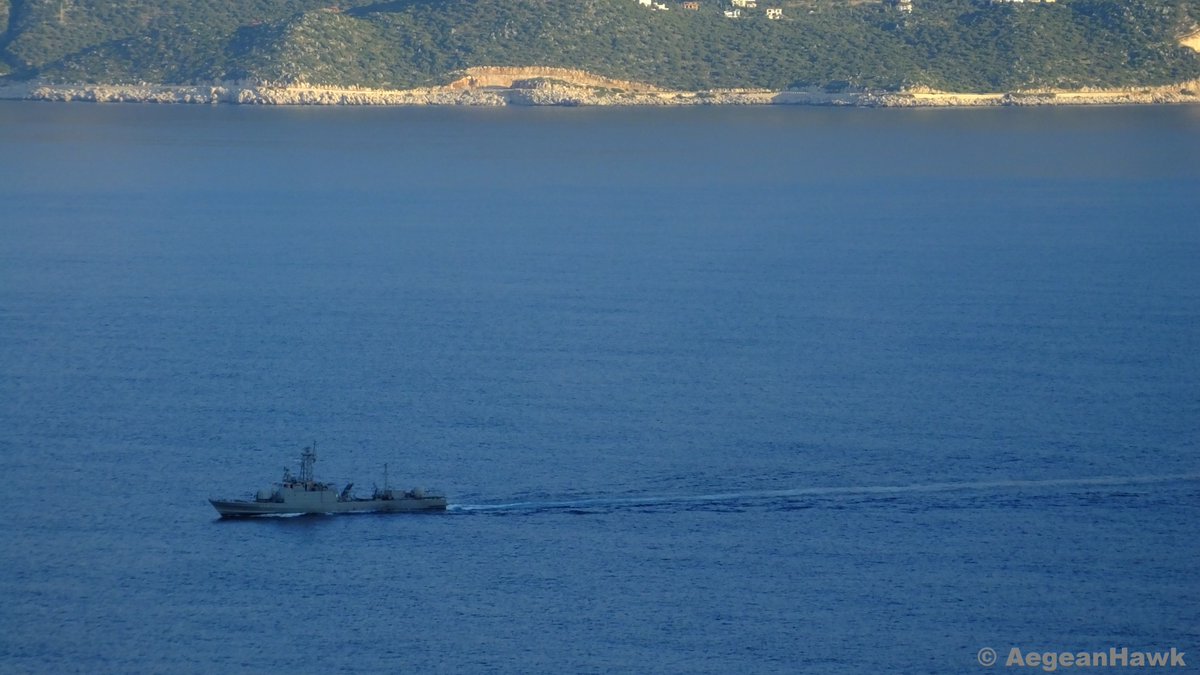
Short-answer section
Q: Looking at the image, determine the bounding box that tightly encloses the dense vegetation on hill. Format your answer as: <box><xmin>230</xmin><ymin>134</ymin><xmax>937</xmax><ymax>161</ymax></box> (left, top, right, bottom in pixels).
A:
<box><xmin>2</xmin><ymin>0</ymin><xmax>1199</xmax><ymax>92</ymax></box>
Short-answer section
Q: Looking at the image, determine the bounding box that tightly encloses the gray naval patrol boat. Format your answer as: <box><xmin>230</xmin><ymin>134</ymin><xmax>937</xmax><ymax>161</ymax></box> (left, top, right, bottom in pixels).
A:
<box><xmin>209</xmin><ymin>445</ymin><xmax>446</xmax><ymax>517</ymax></box>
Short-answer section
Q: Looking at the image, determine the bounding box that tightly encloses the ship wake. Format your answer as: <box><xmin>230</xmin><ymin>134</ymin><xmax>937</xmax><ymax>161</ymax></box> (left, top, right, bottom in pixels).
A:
<box><xmin>448</xmin><ymin>472</ymin><xmax>1200</xmax><ymax>515</ymax></box>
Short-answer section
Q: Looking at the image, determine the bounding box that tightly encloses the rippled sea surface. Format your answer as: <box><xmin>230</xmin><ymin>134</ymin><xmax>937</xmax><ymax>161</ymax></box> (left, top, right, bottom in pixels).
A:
<box><xmin>1</xmin><ymin>102</ymin><xmax>1198</xmax><ymax>673</ymax></box>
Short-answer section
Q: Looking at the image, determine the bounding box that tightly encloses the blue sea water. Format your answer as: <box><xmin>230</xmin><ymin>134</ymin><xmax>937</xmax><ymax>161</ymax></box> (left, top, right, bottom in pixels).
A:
<box><xmin>1</xmin><ymin>101</ymin><xmax>1198</xmax><ymax>673</ymax></box>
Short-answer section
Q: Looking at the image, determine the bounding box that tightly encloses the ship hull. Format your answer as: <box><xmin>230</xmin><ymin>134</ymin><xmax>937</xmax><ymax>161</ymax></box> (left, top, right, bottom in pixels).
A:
<box><xmin>210</xmin><ymin>496</ymin><xmax>447</xmax><ymax>518</ymax></box>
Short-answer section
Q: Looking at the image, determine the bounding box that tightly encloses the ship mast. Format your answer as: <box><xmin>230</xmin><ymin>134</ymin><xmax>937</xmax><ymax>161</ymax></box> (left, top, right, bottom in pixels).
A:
<box><xmin>300</xmin><ymin>443</ymin><xmax>316</xmax><ymax>485</ymax></box>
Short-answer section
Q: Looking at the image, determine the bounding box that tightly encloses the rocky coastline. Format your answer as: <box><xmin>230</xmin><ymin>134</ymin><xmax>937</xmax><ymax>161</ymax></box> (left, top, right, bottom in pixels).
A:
<box><xmin>2</xmin><ymin>70</ymin><xmax>1198</xmax><ymax>108</ymax></box>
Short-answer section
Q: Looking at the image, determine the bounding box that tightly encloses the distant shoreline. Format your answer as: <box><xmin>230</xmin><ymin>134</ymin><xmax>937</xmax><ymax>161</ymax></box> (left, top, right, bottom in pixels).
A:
<box><xmin>3</xmin><ymin>75</ymin><xmax>1199</xmax><ymax>108</ymax></box>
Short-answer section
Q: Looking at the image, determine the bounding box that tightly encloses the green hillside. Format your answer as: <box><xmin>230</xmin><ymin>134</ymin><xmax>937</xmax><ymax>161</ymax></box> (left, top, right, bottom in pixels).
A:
<box><xmin>3</xmin><ymin>0</ymin><xmax>1200</xmax><ymax>92</ymax></box>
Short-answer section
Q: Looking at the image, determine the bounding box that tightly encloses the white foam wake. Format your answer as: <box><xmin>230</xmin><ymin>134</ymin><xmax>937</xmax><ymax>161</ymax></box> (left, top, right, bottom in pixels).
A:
<box><xmin>447</xmin><ymin>472</ymin><xmax>1200</xmax><ymax>514</ymax></box>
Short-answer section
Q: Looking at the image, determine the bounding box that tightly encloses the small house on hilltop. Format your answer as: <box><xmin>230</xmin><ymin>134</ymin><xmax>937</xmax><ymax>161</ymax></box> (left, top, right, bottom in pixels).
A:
<box><xmin>682</xmin><ymin>1</ymin><xmax>700</xmax><ymax>9</ymax></box>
